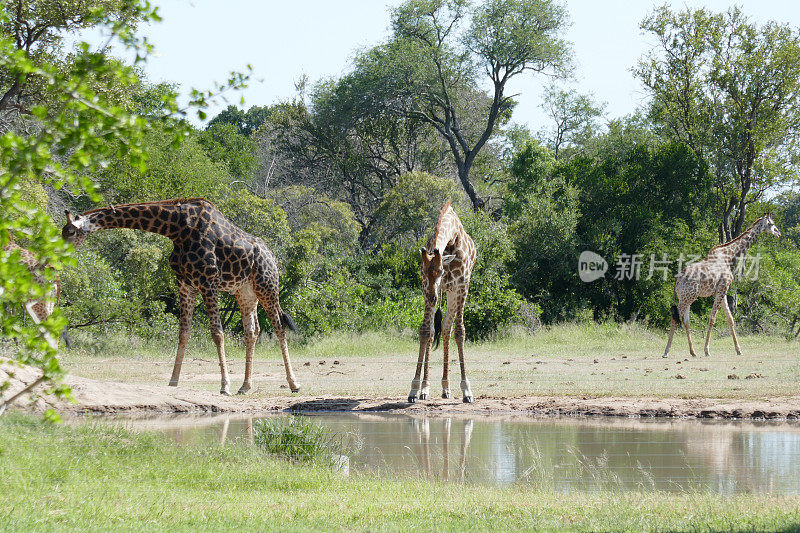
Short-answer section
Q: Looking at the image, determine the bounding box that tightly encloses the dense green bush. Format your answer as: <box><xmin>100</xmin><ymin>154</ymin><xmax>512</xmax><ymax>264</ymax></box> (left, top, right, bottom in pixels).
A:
<box><xmin>460</xmin><ymin>208</ymin><xmax>522</xmax><ymax>340</ymax></box>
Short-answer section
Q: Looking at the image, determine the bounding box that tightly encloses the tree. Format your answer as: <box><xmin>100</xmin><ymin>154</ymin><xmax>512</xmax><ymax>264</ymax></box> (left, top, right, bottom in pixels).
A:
<box><xmin>93</xmin><ymin>125</ymin><xmax>232</xmax><ymax>205</ymax></box>
<box><xmin>198</xmin><ymin>122</ymin><xmax>257</xmax><ymax>181</ymax></box>
<box><xmin>207</xmin><ymin>104</ymin><xmax>273</xmax><ymax>136</ymax></box>
<box><xmin>636</xmin><ymin>6</ymin><xmax>800</xmax><ymax>241</ymax></box>
<box><xmin>503</xmin><ymin>141</ymin><xmax>579</xmax><ymax>320</ymax></box>
<box><xmin>0</xmin><ymin>0</ymin><xmax>137</xmax><ymax>113</ymax></box>
<box><xmin>0</xmin><ymin>0</ymin><xmax>154</xmax><ymax>417</ymax></box>
<box><xmin>539</xmin><ymin>85</ymin><xmax>605</xmax><ymax>159</ymax></box>
<box><xmin>353</xmin><ymin>0</ymin><xmax>572</xmax><ymax>210</ymax></box>
<box><xmin>261</xmin><ymin>77</ymin><xmax>449</xmax><ymax>245</ymax></box>
<box><xmin>369</xmin><ymin>171</ymin><xmax>459</xmax><ymax>248</ymax></box>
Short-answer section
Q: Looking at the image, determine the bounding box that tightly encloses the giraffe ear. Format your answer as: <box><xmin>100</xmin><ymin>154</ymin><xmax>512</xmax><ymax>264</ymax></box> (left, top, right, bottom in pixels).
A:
<box><xmin>65</xmin><ymin>210</ymin><xmax>73</xmax><ymax>224</ymax></box>
<box><xmin>433</xmin><ymin>248</ymin><xmax>441</xmax><ymax>257</ymax></box>
<box><xmin>442</xmin><ymin>254</ymin><xmax>457</xmax><ymax>265</ymax></box>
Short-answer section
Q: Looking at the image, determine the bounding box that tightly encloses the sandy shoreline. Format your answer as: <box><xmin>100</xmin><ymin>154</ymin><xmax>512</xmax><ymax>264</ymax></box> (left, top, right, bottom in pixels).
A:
<box><xmin>5</xmin><ymin>364</ymin><xmax>800</xmax><ymax>420</ymax></box>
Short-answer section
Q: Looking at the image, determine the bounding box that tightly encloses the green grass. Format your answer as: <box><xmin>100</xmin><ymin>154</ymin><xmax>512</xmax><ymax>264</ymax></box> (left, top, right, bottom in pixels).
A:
<box><xmin>53</xmin><ymin>322</ymin><xmax>800</xmax><ymax>400</ymax></box>
<box><xmin>253</xmin><ymin>415</ymin><xmax>348</xmax><ymax>465</ymax></box>
<box><xmin>1</xmin><ymin>413</ymin><xmax>799</xmax><ymax>531</ymax></box>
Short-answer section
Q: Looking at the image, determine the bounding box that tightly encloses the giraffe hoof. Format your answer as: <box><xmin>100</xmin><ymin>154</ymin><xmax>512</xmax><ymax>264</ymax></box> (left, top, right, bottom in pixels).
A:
<box><xmin>442</xmin><ymin>390</ymin><xmax>451</xmax><ymax>399</ymax></box>
<box><xmin>419</xmin><ymin>392</ymin><xmax>428</xmax><ymax>400</ymax></box>
<box><xmin>237</xmin><ymin>386</ymin><xmax>251</xmax><ymax>395</ymax></box>
<box><xmin>168</xmin><ymin>380</ymin><xmax>179</xmax><ymax>387</ymax></box>
<box><xmin>290</xmin><ymin>387</ymin><xmax>300</xmax><ymax>393</ymax></box>
<box><xmin>407</xmin><ymin>396</ymin><xmax>417</xmax><ymax>403</ymax></box>
<box><xmin>462</xmin><ymin>395</ymin><xmax>473</xmax><ymax>404</ymax></box>
<box><xmin>220</xmin><ymin>388</ymin><xmax>232</xmax><ymax>396</ymax></box>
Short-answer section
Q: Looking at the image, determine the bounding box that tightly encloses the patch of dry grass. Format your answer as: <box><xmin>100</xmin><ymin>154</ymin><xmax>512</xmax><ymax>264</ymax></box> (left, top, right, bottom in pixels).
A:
<box><xmin>54</xmin><ymin>323</ymin><xmax>800</xmax><ymax>400</ymax></box>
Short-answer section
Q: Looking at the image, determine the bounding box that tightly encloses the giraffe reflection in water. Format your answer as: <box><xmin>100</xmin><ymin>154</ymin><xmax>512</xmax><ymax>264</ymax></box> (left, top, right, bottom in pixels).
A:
<box><xmin>218</xmin><ymin>416</ymin><xmax>254</xmax><ymax>446</ymax></box>
<box><xmin>410</xmin><ymin>417</ymin><xmax>474</xmax><ymax>481</ymax></box>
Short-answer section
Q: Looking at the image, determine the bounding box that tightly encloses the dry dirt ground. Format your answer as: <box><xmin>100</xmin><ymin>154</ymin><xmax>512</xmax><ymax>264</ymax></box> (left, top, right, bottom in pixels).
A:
<box><xmin>5</xmin><ymin>361</ymin><xmax>800</xmax><ymax>420</ymax></box>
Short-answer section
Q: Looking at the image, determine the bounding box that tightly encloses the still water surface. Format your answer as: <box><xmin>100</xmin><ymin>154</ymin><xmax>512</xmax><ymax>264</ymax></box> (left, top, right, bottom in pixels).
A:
<box><xmin>113</xmin><ymin>413</ymin><xmax>800</xmax><ymax>494</ymax></box>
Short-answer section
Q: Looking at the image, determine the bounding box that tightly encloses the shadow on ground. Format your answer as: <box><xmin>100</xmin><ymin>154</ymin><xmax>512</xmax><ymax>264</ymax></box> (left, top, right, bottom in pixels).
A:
<box><xmin>287</xmin><ymin>398</ymin><xmax>416</xmax><ymax>412</ymax></box>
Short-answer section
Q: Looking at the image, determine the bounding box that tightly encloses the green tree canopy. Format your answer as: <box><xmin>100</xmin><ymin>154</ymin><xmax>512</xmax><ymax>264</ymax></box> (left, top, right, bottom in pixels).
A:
<box><xmin>636</xmin><ymin>6</ymin><xmax>800</xmax><ymax>241</ymax></box>
<box><xmin>345</xmin><ymin>0</ymin><xmax>572</xmax><ymax>210</ymax></box>
<box><xmin>207</xmin><ymin>104</ymin><xmax>273</xmax><ymax>136</ymax></box>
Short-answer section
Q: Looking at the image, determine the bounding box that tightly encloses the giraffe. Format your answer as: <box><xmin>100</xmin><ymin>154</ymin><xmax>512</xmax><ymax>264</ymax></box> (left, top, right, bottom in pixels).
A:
<box><xmin>408</xmin><ymin>201</ymin><xmax>477</xmax><ymax>403</ymax></box>
<box><xmin>663</xmin><ymin>214</ymin><xmax>781</xmax><ymax>358</ymax></box>
<box><xmin>61</xmin><ymin>198</ymin><xmax>300</xmax><ymax>395</ymax></box>
<box><xmin>3</xmin><ymin>238</ymin><xmax>61</xmax><ymax>325</ymax></box>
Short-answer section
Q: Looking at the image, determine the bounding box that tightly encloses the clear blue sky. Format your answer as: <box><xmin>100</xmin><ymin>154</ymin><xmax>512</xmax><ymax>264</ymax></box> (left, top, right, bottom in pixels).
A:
<box><xmin>138</xmin><ymin>1</ymin><xmax>800</xmax><ymax>131</ymax></box>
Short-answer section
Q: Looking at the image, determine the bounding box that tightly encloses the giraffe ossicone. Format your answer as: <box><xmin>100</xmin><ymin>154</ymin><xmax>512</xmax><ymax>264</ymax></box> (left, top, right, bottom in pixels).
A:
<box><xmin>408</xmin><ymin>201</ymin><xmax>477</xmax><ymax>404</ymax></box>
<box><xmin>62</xmin><ymin>198</ymin><xmax>299</xmax><ymax>395</ymax></box>
<box><xmin>663</xmin><ymin>214</ymin><xmax>781</xmax><ymax>359</ymax></box>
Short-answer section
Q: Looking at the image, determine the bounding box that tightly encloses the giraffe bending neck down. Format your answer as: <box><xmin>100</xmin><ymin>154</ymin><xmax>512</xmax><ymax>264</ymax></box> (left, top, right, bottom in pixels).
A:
<box><xmin>408</xmin><ymin>202</ymin><xmax>477</xmax><ymax>404</ymax></box>
<box><xmin>663</xmin><ymin>214</ymin><xmax>781</xmax><ymax>358</ymax></box>
<box><xmin>62</xmin><ymin>198</ymin><xmax>299</xmax><ymax>395</ymax></box>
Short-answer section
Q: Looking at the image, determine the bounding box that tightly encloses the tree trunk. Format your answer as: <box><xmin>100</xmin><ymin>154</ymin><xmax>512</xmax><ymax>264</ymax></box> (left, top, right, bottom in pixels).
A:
<box><xmin>457</xmin><ymin>163</ymin><xmax>484</xmax><ymax>211</ymax></box>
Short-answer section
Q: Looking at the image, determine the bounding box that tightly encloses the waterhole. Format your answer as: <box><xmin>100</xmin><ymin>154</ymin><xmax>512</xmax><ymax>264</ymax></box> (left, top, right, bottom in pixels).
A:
<box><xmin>105</xmin><ymin>413</ymin><xmax>800</xmax><ymax>494</ymax></box>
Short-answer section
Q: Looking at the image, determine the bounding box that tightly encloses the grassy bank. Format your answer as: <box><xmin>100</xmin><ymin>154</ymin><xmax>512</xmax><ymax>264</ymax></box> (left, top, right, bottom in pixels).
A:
<box><xmin>1</xmin><ymin>413</ymin><xmax>799</xmax><ymax>531</ymax></box>
<box><xmin>55</xmin><ymin>322</ymin><xmax>800</xmax><ymax>400</ymax></box>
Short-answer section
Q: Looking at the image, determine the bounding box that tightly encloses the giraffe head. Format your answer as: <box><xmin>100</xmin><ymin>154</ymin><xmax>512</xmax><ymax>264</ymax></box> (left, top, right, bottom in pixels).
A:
<box><xmin>759</xmin><ymin>213</ymin><xmax>781</xmax><ymax>238</ymax></box>
<box><xmin>420</xmin><ymin>247</ymin><xmax>457</xmax><ymax>305</ymax></box>
<box><xmin>61</xmin><ymin>211</ymin><xmax>95</xmax><ymax>247</ymax></box>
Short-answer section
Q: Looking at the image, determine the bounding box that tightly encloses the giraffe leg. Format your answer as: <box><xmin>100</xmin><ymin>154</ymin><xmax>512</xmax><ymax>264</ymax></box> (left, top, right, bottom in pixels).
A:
<box><xmin>236</xmin><ymin>291</ymin><xmax>258</xmax><ymax>395</ymax></box>
<box><xmin>421</xmin><ymin>418</ymin><xmax>431</xmax><ymax>476</ymax></box>
<box><xmin>704</xmin><ymin>293</ymin><xmax>724</xmax><ymax>357</ymax></box>
<box><xmin>678</xmin><ymin>301</ymin><xmax>698</xmax><ymax>357</ymax></box>
<box><xmin>219</xmin><ymin>417</ymin><xmax>230</xmax><ymax>446</ymax></box>
<box><xmin>409</xmin><ymin>306</ymin><xmax>434</xmax><ymax>403</ymax></box>
<box><xmin>169</xmin><ymin>284</ymin><xmax>196</xmax><ymax>387</ymax></box>
<box><xmin>459</xmin><ymin>419</ymin><xmax>473</xmax><ymax>480</ymax></box>
<box><xmin>202</xmin><ymin>289</ymin><xmax>231</xmax><ymax>396</ymax></box>
<box><xmin>441</xmin><ymin>292</ymin><xmax>457</xmax><ymax>399</ymax></box>
<box><xmin>722</xmin><ymin>296</ymin><xmax>743</xmax><ymax>356</ymax></box>
<box><xmin>420</xmin><ymin>337</ymin><xmax>431</xmax><ymax>400</ymax></box>
<box><xmin>663</xmin><ymin>305</ymin><xmax>679</xmax><ymax>358</ymax></box>
<box><xmin>454</xmin><ymin>293</ymin><xmax>473</xmax><ymax>403</ymax></box>
<box><xmin>442</xmin><ymin>417</ymin><xmax>451</xmax><ymax>480</ymax></box>
<box><xmin>252</xmin><ymin>255</ymin><xmax>299</xmax><ymax>392</ymax></box>
<box><xmin>263</xmin><ymin>304</ymin><xmax>299</xmax><ymax>392</ymax></box>
<box><xmin>252</xmin><ymin>308</ymin><xmax>261</xmax><ymax>339</ymax></box>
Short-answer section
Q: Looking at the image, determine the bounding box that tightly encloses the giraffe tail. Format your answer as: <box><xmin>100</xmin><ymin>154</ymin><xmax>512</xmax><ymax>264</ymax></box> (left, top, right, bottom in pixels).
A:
<box><xmin>726</xmin><ymin>294</ymin><xmax>737</xmax><ymax>315</ymax></box>
<box><xmin>432</xmin><ymin>307</ymin><xmax>442</xmax><ymax>350</ymax></box>
<box><xmin>281</xmin><ymin>312</ymin><xmax>299</xmax><ymax>334</ymax></box>
<box><xmin>670</xmin><ymin>304</ymin><xmax>680</xmax><ymax>324</ymax></box>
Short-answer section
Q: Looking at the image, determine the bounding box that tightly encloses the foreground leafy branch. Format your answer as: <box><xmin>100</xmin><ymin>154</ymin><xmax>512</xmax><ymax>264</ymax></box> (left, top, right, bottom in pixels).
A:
<box><xmin>0</xmin><ymin>0</ymin><xmax>249</xmax><ymax>417</ymax></box>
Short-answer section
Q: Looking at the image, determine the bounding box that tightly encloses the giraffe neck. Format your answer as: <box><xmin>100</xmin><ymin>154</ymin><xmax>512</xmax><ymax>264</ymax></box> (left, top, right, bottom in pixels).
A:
<box><xmin>431</xmin><ymin>210</ymin><xmax>462</xmax><ymax>252</ymax></box>
<box><xmin>719</xmin><ymin>224</ymin><xmax>762</xmax><ymax>264</ymax></box>
<box><xmin>80</xmin><ymin>202</ymin><xmax>189</xmax><ymax>241</ymax></box>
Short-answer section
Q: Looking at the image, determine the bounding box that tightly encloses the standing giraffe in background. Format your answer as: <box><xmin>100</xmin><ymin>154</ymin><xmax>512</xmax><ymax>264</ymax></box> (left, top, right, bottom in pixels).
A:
<box><xmin>62</xmin><ymin>198</ymin><xmax>300</xmax><ymax>395</ymax></box>
<box><xmin>663</xmin><ymin>214</ymin><xmax>781</xmax><ymax>358</ymax></box>
<box><xmin>408</xmin><ymin>202</ymin><xmax>477</xmax><ymax>403</ymax></box>
<box><xmin>2</xmin><ymin>238</ymin><xmax>61</xmax><ymax>328</ymax></box>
